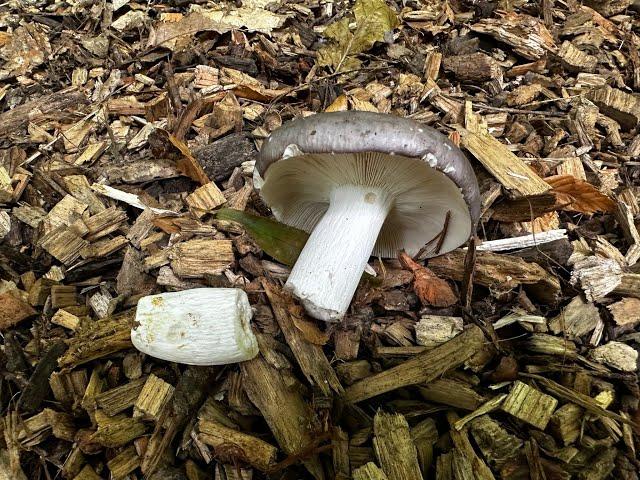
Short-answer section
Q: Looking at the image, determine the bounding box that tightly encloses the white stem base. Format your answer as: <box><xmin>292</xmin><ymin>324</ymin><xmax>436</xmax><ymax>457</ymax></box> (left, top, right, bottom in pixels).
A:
<box><xmin>285</xmin><ymin>185</ymin><xmax>392</xmax><ymax>321</ymax></box>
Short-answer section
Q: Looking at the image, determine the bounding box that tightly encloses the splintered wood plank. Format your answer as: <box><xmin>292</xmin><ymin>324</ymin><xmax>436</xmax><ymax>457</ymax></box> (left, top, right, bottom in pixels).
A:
<box><xmin>558</xmin><ymin>41</ymin><xmax>597</xmax><ymax>73</ymax></box>
<box><xmin>353</xmin><ymin>463</ymin><xmax>389</xmax><ymax>480</ymax></box>
<box><xmin>419</xmin><ymin>378</ymin><xmax>485</xmax><ymax>411</ymax></box>
<box><xmin>0</xmin><ymin>167</ymin><xmax>14</xmax><ymax>202</ymax></box>
<box><xmin>343</xmin><ymin>325</ymin><xmax>484</xmax><ymax>403</ymax></box>
<box><xmin>372</xmin><ymin>411</ymin><xmax>422</xmax><ymax>480</ymax></box>
<box><xmin>428</xmin><ymin>249</ymin><xmax>560</xmax><ymax>303</ymax></box>
<box><xmin>73</xmin><ymin>141</ymin><xmax>108</xmax><ymax>166</ymax></box>
<box><xmin>107</xmin><ymin>445</ymin><xmax>140</xmax><ymax>480</ymax></box>
<box><xmin>169</xmin><ymin>239</ymin><xmax>234</xmax><ymax>278</ymax></box>
<box><xmin>91</xmin><ymin>410</ymin><xmax>147</xmax><ymax>448</ymax></box>
<box><xmin>501</xmin><ymin>381</ymin><xmax>557</xmax><ymax>429</ymax></box>
<box><xmin>608</xmin><ymin>298</ymin><xmax>640</xmax><ymax>326</ymax></box>
<box><xmin>613</xmin><ymin>273</ymin><xmax>640</xmax><ymax>299</ymax></box>
<box><xmin>44</xmin><ymin>194</ymin><xmax>88</xmax><ymax>231</ymax></box>
<box><xmin>548</xmin><ymin>296</ymin><xmax>600</xmax><ymax>338</ymax></box>
<box><xmin>84</xmin><ymin>206</ymin><xmax>127</xmax><ymax>241</ymax></box>
<box><xmin>447</xmin><ymin>412</ymin><xmax>495</xmax><ymax>480</ymax></box>
<box><xmin>80</xmin><ymin>235</ymin><xmax>129</xmax><ymax>259</ymax></box>
<box><xmin>38</xmin><ymin>225</ymin><xmax>89</xmax><ymax>265</ymax></box>
<box><xmin>261</xmin><ymin>279</ymin><xmax>343</xmax><ymax>395</ymax></box>
<box><xmin>525</xmin><ymin>374</ymin><xmax>633</xmax><ymax>425</ymax></box>
<box><xmin>95</xmin><ymin>377</ymin><xmax>147</xmax><ymax>416</ymax></box>
<box><xmin>460</xmin><ymin>128</ymin><xmax>550</xmax><ymax>196</ymax></box>
<box><xmin>0</xmin><ymin>86</ymin><xmax>88</xmax><ymax>136</ymax></box>
<box><xmin>550</xmin><ymin>403</ymin><xmax>583</xmax><ymax>446</ymax></box>
<box><xmin>198</xmin><ymin>418</ymin><xmax>278</xmax><ymax>471</ymax></box>
<box><xmin>470</xmin><ymin>12</ymin><xmax>556</xmax><ymax>60</ymax></box>
<box><xmin>469</xmin><ymin>415</ymin><xmax>524</xmax><ymax>470</ymax></box>
<box><xmin>49</xmin><ymin>284</ymin><xmax>74</xmax><ymax>306</ymax></box>
<box><xmin>49</xmin><ymin>370</ymin><xmax>87</xmax><ymax>409</ymax></box>
<box><xmin>241</xmin><ymin>355</ymin><xmax>324</xmax><ymax>480</ymax></box>
<box><xmin>17</xmin><ymin>408</ymin><xmax>76</xmax><ymax>446</ymax></box>
<box><xmin>461</xmin><ymin>102</ymin><xmax>550</xmax><ymax>196</ymax></box>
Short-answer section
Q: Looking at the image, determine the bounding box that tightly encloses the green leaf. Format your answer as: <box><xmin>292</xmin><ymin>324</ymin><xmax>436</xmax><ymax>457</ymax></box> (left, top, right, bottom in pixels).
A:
<box><xmin>216</xmin><ymin>208</ymin><xmax>309</xmax><ymax>266</ymax></box>
<box><xmin>317</xmin><ymin>0</ymin><xmax>398</xmax><ymax>73</ymax></box>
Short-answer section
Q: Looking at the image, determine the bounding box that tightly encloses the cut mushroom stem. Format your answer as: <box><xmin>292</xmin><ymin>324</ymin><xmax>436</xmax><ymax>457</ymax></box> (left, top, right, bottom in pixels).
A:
<box><xmin>131</xmin><ymin>288</ymin><xmax>258</xmax><ymax>365</ymax></box>
<box><xmin>285</xmin><ymin>184</ymin><xmax>392</xmax><ymax>322</ymax></box>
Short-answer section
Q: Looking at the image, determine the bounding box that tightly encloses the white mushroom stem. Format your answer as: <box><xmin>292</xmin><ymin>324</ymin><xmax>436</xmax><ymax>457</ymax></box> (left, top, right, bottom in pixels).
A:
<box><xmin>285</xmin><ymin>184</ymin><xmax>393</xmax><ymax>321</ymax></box>
<box><xmin>131</xmin><ymin>288</ymin><xmax>258</xmax><ymax>365</ymax></box>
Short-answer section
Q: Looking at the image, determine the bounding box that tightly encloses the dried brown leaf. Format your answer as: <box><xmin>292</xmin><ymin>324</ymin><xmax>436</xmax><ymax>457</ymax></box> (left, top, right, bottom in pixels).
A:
<box><xmin>167</xmin><ymin>133</ymin><xmax>210</xmax><ymax>185</ymax></box>
<box><xmin>545</xmin><ymin>175</ymin><xmax>616</xmax><ymax>214</ymax></box>
<box><xmin>398</xmin><ymin>251</ymin><xmax>458</xmax><ymax>307</ymax></box>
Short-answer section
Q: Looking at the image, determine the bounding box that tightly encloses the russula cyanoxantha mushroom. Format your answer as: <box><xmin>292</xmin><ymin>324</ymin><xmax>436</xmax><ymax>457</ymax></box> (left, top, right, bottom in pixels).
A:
<box><xmin>255</xmin><ymin>111</ymin><xmax>480</xmax><ymax>322</ymax></box>
<box><xmin>131</xmin><ymin>288</ymin><xmax>258</xmax><ymax>365</ymax></box>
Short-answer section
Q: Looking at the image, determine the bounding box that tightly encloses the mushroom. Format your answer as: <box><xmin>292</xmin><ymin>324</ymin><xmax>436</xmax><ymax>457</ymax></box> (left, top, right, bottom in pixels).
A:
<box><xmin>255</xmin><ymin>111</ymin><xmax>480</xmax><ymax>322</ymax></box>
<box><xmin>131</xmin><ymin>288</ymin><xmax>258</xmax><ymax>365</ymax></box>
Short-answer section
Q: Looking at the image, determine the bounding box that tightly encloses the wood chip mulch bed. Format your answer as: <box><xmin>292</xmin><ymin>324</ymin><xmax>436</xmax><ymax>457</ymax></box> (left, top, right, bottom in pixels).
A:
<box><xmin>1</xmin><ymin>0</ymin><xmax>640</xmax><ymax>479</ymax></box>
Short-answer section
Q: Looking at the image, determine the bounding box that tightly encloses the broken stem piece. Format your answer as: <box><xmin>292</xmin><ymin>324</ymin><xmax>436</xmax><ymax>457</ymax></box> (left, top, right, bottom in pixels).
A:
<box><xmin>131</xmin><ymin>289</ymin><xmax>258</xmax><ymax>365</ymax></box>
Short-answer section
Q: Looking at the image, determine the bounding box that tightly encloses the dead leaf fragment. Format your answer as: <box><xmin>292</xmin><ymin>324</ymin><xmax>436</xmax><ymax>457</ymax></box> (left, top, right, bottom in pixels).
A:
<box><xmin>317</xmin><ymin>0</ymin><xmax>399</xmax><ymax>72</ymax></box>
<box><xmin>545</xmin><ymin>175</ymin><xmax>616</xmax><ymax>214</ymax></box>
<box><xmin>399</xmin><ymin>251</ymin><xmax>458</xmax><ymax>307</ymax></box>
<box><xmin>150</xmin><ymin>129</ymin><xmax>210</xmax><ymax>185</ymax></box>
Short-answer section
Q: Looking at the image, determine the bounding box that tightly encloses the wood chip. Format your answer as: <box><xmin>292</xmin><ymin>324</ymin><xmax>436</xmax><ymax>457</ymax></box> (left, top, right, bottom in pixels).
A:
<box><xmin>588</xmin><ymin>341</ymin><xmax>638</xmax><ymax>372</ymax></box>
<box><xmin>373</xmin><ymin>411</ymin><xmax>422</xmax><ymax>480</ymax></box>
<box><xmin>169</xmin><ymin>239</ymin><xmax>234</xmax><ymax>278</ymax></box>
<box><xmin>185</xmin><ymin>182</ymin><xmax>226</xmax><ymax>217</ymax></box>
<box><xmin>461</xmin><ymin>105</ymin><xmax>551</xmax><ymax>196</ymax></box>
<box><xmin>501</xmin><ymin>380</ymin><xmax>558</xmax><ymax>429</ymax></box>
<box><xmin>607</xmin><ymin>297</ymin><xmax>640</xmax><ymax>326</ymax></box>
<box><xmin>344</xmin><ymin>325</ymin><xmax>485</xmax><ymax>403</ymax></box>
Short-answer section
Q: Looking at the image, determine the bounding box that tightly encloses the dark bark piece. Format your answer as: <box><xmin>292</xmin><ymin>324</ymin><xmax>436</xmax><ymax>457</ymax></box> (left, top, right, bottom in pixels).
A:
<box><xmin>511</xmin><ymin>238</ymin><xmax>574</xmax><ymax>266</ymax></box>
<box><xmin>3</xmin><ymin>331</ymin><xmax>30</xmax><ymax>375</ymax></box>
<box><xmin>17</xmin><ymin>340</ymin><xmax>67</xmax><ymax>412</ymax></box>
<box><xmin>443</xmin><ymin>53</ymin><xmax>502</xmax><ymax>82</ymax></box>
<box><xmin>210</xmin><ymin>54</ymin><xmax>259</xmax><ymax>76</ymax></box>
<box><xmin>193</xmin><ymin>133</ymin><xmax>258</xmax><ymax>182</ymax></box>
<box><xmin>491</xmin><ymin>192</ymin><xmax>572</xmax><ymax>222</ymax></box>
<box><xmin>0</xmin><ymin>292</ymin><xmax>36</xmax><ymax>330</ymax></box>
<box><xmin>584</xmin><ymin>0</ymin><xmax>634</xmax><ymax>16</ymax></box>
<box><xmin>116</xmin><ymin>246</ymin><xmax>155</xmax><ymax>297</ymax></box>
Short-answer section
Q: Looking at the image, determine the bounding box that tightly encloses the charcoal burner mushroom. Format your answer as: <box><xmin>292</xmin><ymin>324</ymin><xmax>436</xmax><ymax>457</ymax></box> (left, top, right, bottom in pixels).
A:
<box><xmin>255</xmin><ymin>111</ymin><xmax>480</xmax><ymax>322</ymax></box>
